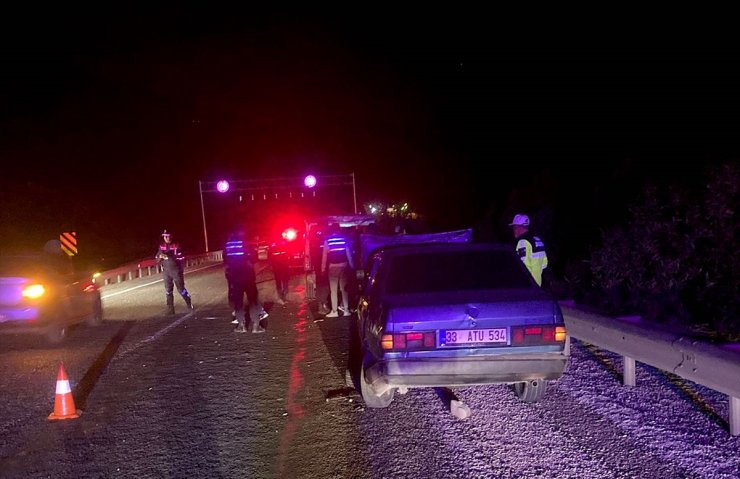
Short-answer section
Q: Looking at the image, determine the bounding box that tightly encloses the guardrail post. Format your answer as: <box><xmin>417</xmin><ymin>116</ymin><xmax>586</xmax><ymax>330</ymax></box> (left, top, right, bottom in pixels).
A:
<box><xmin>623</xmin><ymin>356</ymin><xmax>636</xmax><ymax>387</ymax></box>
<box><xmin>117</xmin><ymin>273</ymin><xmax>124</xmax><ymax>284</ymax></box>
<box><xmin>731</xmin><ymin>396</ymin><xmax>740</xmax><ymax>436</ymax></box>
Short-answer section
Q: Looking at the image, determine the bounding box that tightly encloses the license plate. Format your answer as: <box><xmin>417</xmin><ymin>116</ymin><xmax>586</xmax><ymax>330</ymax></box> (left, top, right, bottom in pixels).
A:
<box><xmin>439</xmin><ymin>328</ymin><xmax>508</xmax><ymax>346</ymax></box>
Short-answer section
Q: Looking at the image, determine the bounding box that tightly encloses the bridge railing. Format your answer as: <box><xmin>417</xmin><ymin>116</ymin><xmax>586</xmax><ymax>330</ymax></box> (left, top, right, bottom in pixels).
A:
<box><xmin>561</xmin><ymin>300</ymin><xmax>740</xmax><ymax>436</ymax></box>
<box><xmin>94</xmin><ymin>251</ymin><xmax>223</xmax><ymax>287</ymax></box>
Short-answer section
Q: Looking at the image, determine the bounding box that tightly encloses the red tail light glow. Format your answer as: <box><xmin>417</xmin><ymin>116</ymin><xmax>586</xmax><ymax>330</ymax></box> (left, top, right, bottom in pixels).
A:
<box><xmin>381</xmin><ymin>331</ymin><xmax>436</xmax><ymax>350</ymax></box>
<box><xmin>282</xmin><ymin>228</ymin><xmax>298</xmax><ymax>241</ymax></box>
<box><xmin>511</xmin><ymin>325</ymin><xmax>566</xmax><ymax>345</ymax></box>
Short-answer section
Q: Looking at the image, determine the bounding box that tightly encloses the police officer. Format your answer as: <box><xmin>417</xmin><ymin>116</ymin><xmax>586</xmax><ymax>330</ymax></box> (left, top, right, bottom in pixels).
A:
<box><xmin>224</xmin><ymin>228</ymin><xmax>265</xmax><ymax>333</ymax></box>
<box><xmin>321</xmin><ymin>223</ymin><xmax>354</xmax><ymax>317</ymax></box>
<box><xmin>509</xmin><ymin>214</ymin><xmax>549</xmax><ymax>287</ymax></box>
<box><xmin>156</xmin><ymin>230</ymin><xmax>193</xmax><ymax>314</ymax></box>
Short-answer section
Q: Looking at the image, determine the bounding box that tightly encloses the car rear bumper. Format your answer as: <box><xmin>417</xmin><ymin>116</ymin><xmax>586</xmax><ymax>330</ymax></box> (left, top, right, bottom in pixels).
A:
<box><xmin>0</xmin><ymin>308</ymin><xmax>53</xmax><ymax>335</ymax></box>
<box><xmin>0</xmin><ymin>306</ymin><xmax>40</xmax><ymax>323</ymax></box>
<box><xmin>366</xmin><ymin>354</ymin><xmax>568</xmax><ymax>392</ymax></box>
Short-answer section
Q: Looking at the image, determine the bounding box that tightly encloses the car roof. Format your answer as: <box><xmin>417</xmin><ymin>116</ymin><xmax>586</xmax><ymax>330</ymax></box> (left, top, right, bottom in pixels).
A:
<box><xmin>0</xmin><ymin>254</ymin><xmax>52</xmax><ymax>275</ymax></box>
<box><xmin>372</xmin><ymin>242</ymin><xmax>538</xmax><ymax>295</ymax></box>
<box><xmin>372</xmin><ymin>241</ymin><xmax>513</xmax><ymax>260</ymax></box>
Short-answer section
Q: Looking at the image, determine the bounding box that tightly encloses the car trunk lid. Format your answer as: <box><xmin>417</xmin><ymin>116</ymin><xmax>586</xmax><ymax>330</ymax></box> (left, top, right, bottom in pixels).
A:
<box><xmin>384</xmin><ymin>289</ymin><xmax>560</xmax><ymax>333</ymax></box>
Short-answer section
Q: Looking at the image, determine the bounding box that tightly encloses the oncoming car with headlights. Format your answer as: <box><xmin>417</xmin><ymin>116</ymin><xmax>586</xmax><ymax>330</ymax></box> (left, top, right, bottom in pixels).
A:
<box><xmin>0</xmin><ymin>254</ymin><xmax>103</xmax><ymax>343</ymax></box>
<box><xmin>351</xmin><ymin>242</ymin><xmax>568</xmax><ymax>408</ymax></box>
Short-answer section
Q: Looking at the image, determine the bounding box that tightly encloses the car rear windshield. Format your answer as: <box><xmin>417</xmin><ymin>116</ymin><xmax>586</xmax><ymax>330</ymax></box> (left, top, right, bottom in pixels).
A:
<box><xmin>384</xmin><ymin>249</ymin><xmax>533</xmax><ymax>294</ymax></box>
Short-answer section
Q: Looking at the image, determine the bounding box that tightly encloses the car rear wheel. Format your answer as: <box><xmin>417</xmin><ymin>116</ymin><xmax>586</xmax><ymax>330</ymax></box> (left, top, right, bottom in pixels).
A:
<box><xmin>46</xmin><ymin>324</ymin><xmax>68</xmax><ymax>344</ymax></box>
<box><xmin>86</xmin><ymin>293</ymin><xmax>103</xmax><ymax>326</ymax></box>
<box><xmin>513</xmin><ymin>379</ymin><xmax>548</xmax><ymax>403</ymax></box>
<box><xmin>359</xmin><ymin>360</ymin><xmax>394</xmax><ymax>408</ymax></box>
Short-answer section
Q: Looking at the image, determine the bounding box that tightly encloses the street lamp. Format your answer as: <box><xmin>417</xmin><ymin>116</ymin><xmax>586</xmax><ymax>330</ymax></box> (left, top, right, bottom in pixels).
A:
<box><xmin>216</xmin><ymin>180</ymin><xmax>230</xmax><ymax>193</ymax></box>
<box><xmin>304</xmin><ymin>174</ymin><xmax>317</xmax><ymax>188</ymax></box>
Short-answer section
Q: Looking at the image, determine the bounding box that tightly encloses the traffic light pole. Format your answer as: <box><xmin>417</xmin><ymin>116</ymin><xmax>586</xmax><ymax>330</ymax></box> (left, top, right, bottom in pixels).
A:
<box><xmin>199</xmin><ymin>180</ymin><xmax>209</xmax><ymax>252</ymax></box>
<box><xmin>198</xmin><ymin>173</ymin><xmax>357</xmax><ymax>252</ymax></box>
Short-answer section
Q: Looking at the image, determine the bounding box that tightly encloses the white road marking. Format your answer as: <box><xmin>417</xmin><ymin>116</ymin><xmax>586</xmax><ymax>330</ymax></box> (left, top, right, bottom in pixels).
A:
<box><xmin>103</xmin><ymin>262</ymin><xmax>226</xmax><ymax>360</ymax></box>
<box><xmin>115</xmin><ymin>293</ymin><xmax>226</xmax><ymax>360</ymax></box>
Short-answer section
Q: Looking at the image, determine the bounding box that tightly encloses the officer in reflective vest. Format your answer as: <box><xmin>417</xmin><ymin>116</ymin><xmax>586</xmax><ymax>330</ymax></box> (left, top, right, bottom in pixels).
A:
<box><xmin>509</xmin><ymin>214</ymin><xmax>549</xmax><ymax>286</ymax></box>
<box><xmin>321</xmin><ymin>223</ymin><xmax>354</xmax><ymax>317</ymax></box>
<box><xmin>155</xmin><ymin>230</ymin><xmax>193</xmax><ymax>314</ymax></box>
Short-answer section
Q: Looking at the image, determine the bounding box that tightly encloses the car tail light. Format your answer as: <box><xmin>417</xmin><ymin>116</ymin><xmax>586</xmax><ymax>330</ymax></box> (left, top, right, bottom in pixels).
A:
<box><xmin>83</xmin><ymin>283</ymin><xmax>96</xmax><ymax>293</ymax></box>
<box><xmin>511</xmin><ymin>325</ymin><xmax>566</xmax><ymax>345</ymax></box>
<box><xmin>381</xmin><ymin>331</ymin><xmax>436</xmax><ymax>350</ymax></box>
<box><xmin>282</xmin><ymin>228</ymin><xmax>298</xmax><ymax>241</ymax></box>
<box><xmin>22</xmin><ymin>284</ymin><xmax>45</xmax><ymax>299</ymax></box>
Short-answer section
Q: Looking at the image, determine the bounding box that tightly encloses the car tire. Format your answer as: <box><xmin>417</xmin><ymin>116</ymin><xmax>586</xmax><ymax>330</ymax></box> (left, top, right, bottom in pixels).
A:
<box><xmin>359</xmin><ymin>359</ymin><xmax>394</xmax><ymax>408</ymax></box>
<box><xmin>513</xmin><ymin>379</ymin><xmax>548</xmax><ymax>403</ymax></box>
<box><xmin>46</xmin><ymin>324</ymin><xmax>68</xmax><ymax>344</ymax></box>
<box><xmin>86</xmin><ymin>293</ymin><xmax>103</xmax><ymax>326</ymax></box>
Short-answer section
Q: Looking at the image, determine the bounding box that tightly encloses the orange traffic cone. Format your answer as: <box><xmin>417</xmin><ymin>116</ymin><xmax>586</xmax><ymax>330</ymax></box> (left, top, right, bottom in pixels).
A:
<box><xmin>48</xmin><ymin>362</ymin><xmax>81</xmax><ymax>420</ymax></box>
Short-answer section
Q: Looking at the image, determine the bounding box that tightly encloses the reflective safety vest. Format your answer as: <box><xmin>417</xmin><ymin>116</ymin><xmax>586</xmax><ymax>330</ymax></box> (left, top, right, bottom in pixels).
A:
<box><xmin>224</xmin><ymin>239</ymin><xmax>254</xmax><ymax>271</ymax></box>
<box><xmin>515</xmin><ymin>232</ymin><xmax>548</xmax><ymax>286</ymax></box>
<box><xmin>224</xmin><ymin>239</ymin><xmax>247</xmax><ymax>258</ymax></box>
<box><xmin>326</xmin><ymin>234</ymin><xmax>350</xmax><ymax>265</ymax></box>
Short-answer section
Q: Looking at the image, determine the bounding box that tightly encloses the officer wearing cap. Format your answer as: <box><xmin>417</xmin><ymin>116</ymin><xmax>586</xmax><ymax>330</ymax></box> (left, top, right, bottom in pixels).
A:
<box><xmin>509</xmin><ymin>214</ymin><xmax>549</xmax><ymax>286</ymax></box>
<box><xmin>156</xmin><ymin>229</ymin><xmax>193</xmax><ymax>314</ymax></box>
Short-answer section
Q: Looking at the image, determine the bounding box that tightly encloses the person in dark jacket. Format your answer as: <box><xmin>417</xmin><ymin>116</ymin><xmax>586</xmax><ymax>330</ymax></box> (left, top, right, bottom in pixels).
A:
<box><xmin>270</xmin><ymin>239</ymin><xmax>290</xmax><ymax>304</ymax></box>
<box><xmin>224</xmin><ymin>228</ymin><xmax>265</xmax><ymax>333</ymax></box>
<box><xmin>155</xmin><ymin>230</ymin><xmax>193</xmax><ymax>315</ymax></box>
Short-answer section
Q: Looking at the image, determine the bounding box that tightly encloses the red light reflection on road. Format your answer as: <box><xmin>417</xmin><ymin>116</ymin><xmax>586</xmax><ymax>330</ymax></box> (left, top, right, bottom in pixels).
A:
<box><xmin>277</xmin><ymin>303</ymin><xmax>308</xmax><ymax>475</ymax></box>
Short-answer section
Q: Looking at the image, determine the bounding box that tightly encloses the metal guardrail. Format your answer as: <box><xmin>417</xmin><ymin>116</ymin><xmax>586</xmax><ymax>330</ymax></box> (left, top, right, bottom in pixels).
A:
<box><xmin>560</xmin><ymin>301</ymin><xmax>740</xmax><ymax>436</ymax></box>
<box><xmin>94</xmin><ymin>251</ymin><xmax>223</xmax><ymax>287</ymax></box>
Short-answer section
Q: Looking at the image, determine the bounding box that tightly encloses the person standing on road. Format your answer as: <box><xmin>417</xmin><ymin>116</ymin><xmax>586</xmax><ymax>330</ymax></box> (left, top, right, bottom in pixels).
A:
<box><xmin>321</xmin><ymin>223</ymin><xmax>354</xmax><ymax>317</ymax></box>
<box><xmin>270</xmin><ymin>239</ymin><xmax>290</xmax><ymax>304</ymax></box>
<box><xmin>224</xmin><ymin>229</ymin><xmax>265</xmax><ymax>333</ymax></box>
<box><xmin>155</xmin><ymin>229</ymin><xmax>193</xmax><ymax>315</ymax></box>
<box><xmin>508</xmin><ymin>214</ymin><xmax>549</xmax><ymax>287</ymax></box>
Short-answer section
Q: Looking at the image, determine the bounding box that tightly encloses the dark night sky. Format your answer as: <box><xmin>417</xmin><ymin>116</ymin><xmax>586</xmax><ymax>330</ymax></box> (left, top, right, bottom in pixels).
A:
<box><xmin>1</xmin><ymin>8</ymin><xmax>739</xmax><ymax>267</ymax></box>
